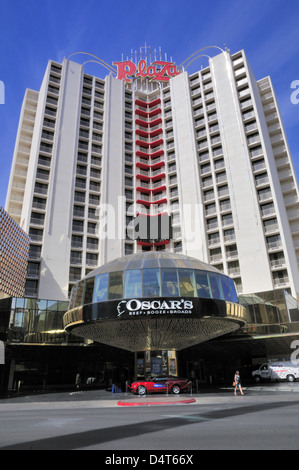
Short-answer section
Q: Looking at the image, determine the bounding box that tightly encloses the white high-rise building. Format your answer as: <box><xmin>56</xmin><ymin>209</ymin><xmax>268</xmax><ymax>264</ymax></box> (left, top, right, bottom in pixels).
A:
<box><xmin>5</xmin><ymin>47</ymin><xmax>299</xmax><ymax>303</ymax></box>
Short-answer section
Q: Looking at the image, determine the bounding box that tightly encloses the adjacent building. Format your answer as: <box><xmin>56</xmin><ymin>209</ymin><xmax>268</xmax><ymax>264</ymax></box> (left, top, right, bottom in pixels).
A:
<box><xmin>0</xmin><ymin>207</ymin><xmax>29</xmax><ymax>300</ymax></box>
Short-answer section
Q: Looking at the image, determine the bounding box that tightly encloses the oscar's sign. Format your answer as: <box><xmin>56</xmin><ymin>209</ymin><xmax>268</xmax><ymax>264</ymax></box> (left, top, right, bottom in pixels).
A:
<box><xmin>113</xmin><ymin>59</ymin><xmax>180</xmax><ymax>83</ymax></box>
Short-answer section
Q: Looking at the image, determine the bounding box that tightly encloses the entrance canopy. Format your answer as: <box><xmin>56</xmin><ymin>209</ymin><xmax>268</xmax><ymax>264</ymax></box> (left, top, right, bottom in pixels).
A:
<box><xmin>63</xmin><ymin>252</ymin><xmax>246</xmax><ymax>351</ymax></box>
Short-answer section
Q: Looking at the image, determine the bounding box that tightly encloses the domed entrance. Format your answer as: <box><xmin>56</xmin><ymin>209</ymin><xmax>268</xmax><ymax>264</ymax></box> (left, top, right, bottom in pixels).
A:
<box><xmin>64</xmin><ymin>252</ymin><xmax>246</xmax><ymax>354</ymax></box>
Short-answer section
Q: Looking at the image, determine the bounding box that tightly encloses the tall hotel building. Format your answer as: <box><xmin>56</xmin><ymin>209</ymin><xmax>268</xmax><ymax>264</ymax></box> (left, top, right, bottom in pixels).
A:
<box><xmin>6</xmin><ymin>47</ymin><xmax>299</xmax><ymax>305</ymax></box>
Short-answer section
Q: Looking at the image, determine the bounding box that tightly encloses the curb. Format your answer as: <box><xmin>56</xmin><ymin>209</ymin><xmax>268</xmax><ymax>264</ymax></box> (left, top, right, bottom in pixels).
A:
<box><xmin>117</xmin><ymin>398</ymin><xmax>196</xmax><ymax>406</ymax></box>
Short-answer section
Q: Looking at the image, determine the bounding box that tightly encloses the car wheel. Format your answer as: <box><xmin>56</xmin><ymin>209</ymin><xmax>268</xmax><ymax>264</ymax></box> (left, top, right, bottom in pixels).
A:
<box><xmin>254</xmin><ymin>376</ymin><xmax>261</xmax><ymax>383</ymax></box>
<box><xmin>287</xmin><ymin>374</ymin><xmax>295</xmax><ymax>382</ymax></box>
<box><xmin>137</xmin><ymin>385</ymin><xmax>146</xmax><ymax>395</ymax></box>
<box><xmin>172</xmin><ymin>385</ymin><xmax>181</xmax><ymax>394</ymax></box>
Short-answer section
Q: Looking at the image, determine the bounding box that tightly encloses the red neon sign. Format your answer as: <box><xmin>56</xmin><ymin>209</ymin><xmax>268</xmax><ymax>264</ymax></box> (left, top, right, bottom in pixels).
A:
<box><xmin>113</xmin><ymin>60</ymin><xmax>180</xmax><ymax>83</ymax></box>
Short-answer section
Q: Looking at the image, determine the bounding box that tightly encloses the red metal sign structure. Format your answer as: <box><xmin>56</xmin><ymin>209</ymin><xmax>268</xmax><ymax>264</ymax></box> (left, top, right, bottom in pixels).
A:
<box><xmin>113</xmin><ymin>59</ymin><xmax>181</xmax><ymax>83</ymax></box>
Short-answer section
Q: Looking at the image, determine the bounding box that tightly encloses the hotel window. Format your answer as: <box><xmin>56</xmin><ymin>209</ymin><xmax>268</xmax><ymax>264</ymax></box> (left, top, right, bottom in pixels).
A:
<box><xmin>89</xmin><ymin>194</ymin><xmax>100</xmax><ymax>205</ymax></box>
<box><xmin>32</xmin><ymin>196</ymin><xmax>46</xmax><ymax>210</ymax></box>
<box><xmin>125</xmin><ymin>176</ymin><xmax>133</xmax><ymax>187</ymax></box>
<box><xmin>38</xmin><ymin>155</ymin><xmax>51</xmax><ymax>167</ymax></box>
<box><xmin>50</xmin><ymin>63</ymin><xmax>61</xmax><ymax>73</ymax></box>
<box><xmin>71</xmin><ymin>235</ymin><xmax>83</xmax><ymax>248</ymax></box>
<box><xmin>222</xmin><ymin>213</ymin><xmax>233</xmax><ymax>226</ymax></box>
<box><xmin>208</xmin><ymin>232</ymin><xmax>220</xmax><ymax>246</ymax></box>
<box><xmin>125</xmin><ymin>243</ymin><xmax>134</xmax><ymax>255</ymax></box>
<box><xmin>29</xmin><ymin>245</ymin><xmax>41</xmax><ymax>259</ymax></box>
<box><xmin>72</xmin><ymin>220</ymin><xmax>84</xmax><ymax>233</ymax></box>
<box><xmin>40</xmin><ymin>142</ymin><xmax>52</xmax><ymax>153</ymax></box>
<box><xmin>224</xmin><ymin>228</ymin><xmax>235</xmax><ymax>242</ymax></box>
<box><xmin>69</xmin><ymin>267</ymin><xmax>81</xmax><ymax>282</ymax></box>
<box><xmin>74</xmin><ymin>191</ymin><xmax>85</xmax><ymax>203</ymax></box>
<box><xmin>174</xmin><ymin>241</ymin><xmax>182</xmax><ymax>253</ymax></box>
<box><xmin>30</xmin><ymin>212</ymin><xmax>45</xmax><ymax>226</ymax></box>
<box><xmin>27</xmin><ymin>262</ymin><xmax>39</xmax><ymax>277</ymax></box>
<box><xmin>269</xmin><ymin>252</ymin><xmax>285</xmax><ymax>267</ymax></box>
<box><xmin>70</xmin><ymin>251</ymin><xmax>82</xmax><ymax>265</ymax></box>
<box><xmin>258</xmin><ymin>187</ymin><xmax>272</xmax><ymax>202</ymax></box>
<box><xmin>29</xmin><ymin>228</ymin><xmax>43</xmax><ymax>242</ymax></box>
<box><xmin>73</xmin><ymin>206</ymin><xmax>84</xmax><ymax>218</ymax></box>
<box><xmin>87</xmin><ymin>222</ymin><xmax>97</xmax><ymax>234</ymax></box>
<box><xmin>87</xmin><ymin>237</ymin><xmax>98</xmax><ymax>250</ymax></box>
<box><xmin>45</xmin><ymin>106</ymin><xmax>56</xmax><ymax>117</ymax></box>
<box><xmin>226</xmin><ymin>244</ymin><xmax>238</xmax><ymax>258</ymax></box>
<box><xmin>86</xmin><ymin>253</ymin><xmax>98</xmax><ymax>266</ymax></box>
<box><xmin>25</xmin><ymin>280</ymin><xmax>38</xmax><ymax>296</ymax></box>
<box><xmin>267</xmin><ymin>234</ymin><xmax>281</xmax><ymax>250</ymax></box>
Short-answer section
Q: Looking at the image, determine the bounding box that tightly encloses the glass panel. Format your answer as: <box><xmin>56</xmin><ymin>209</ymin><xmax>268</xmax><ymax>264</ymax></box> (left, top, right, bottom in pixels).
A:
<box><xmin>221</xmin><ymin>275</ymin><xmax>235</xmax><ymax>302</ymax></box>
<box><xmin>229</xmin><ymin>278</ymin><xmax>239</xmax><ymax>303</ymax></box>
<box><xmin>84</xmin><ymin>278</ymin><xmax>95</xmax><ymax>304</ymax></box>
<box><xmin>93</xmin><ymin>273</ymin><xmax>109</xmax><ymax>302</ymax></box>
<box><xmin>195</xmin><ymin>270</ymin><xmax>211</xmax><ymax>298</ymax></box>
<box><xmin>47</xmin><ymin>300</ymin><xmax>57</xmax><ymax>311</ymax></box>
<box><xmin>70</xmin><ymin>280</ymin><xmax>85</xmax><ymax>308</ymax></box>
<box><xmin>24</xmin><ymin>298</ymin><xmax>37</xmax><ymax>310</ymax></box>
<box><xmin>124</xmin><ymin>269</ymin><xmax>142</xmax><ymax>298</ymax></box>
<box><xmin>37</xmin><ymin>300</ymin><xmax>48</xmax><ymax>314</ymax></box>
<box><xmin>57</xmin><ymin>301</ymin><xmax>69</xmax><ymax>311</ymax></box>
<box><xmin>35</xmin><ymin>312</ymin><xmax>46</xmax><ymax>332</ymax></box>
<box><xmin>108</xmin><ymin>271</ymin><xmax>124</xmax><ymax>300</ymax></box>
<box><xmin>45</xmin><ymin>310</ymin><xmax>63</xmax><ymax>331</ymax></box>
<box><xmin>178</xmin><ymin>269</ymin><xmax>195</xmax><ymax>297</ymax></box>
<box><xmin>161</xmin><ymin>268</ymin><xmax>179</xmax><ymax>297</ymax></box>
<box><xmin>142</xmin><ymin>269</ymin><xmax>160</xmax><ymax>297</ymax></box>
<box><xmin>209</xmin><ymin>273</ymin><xmax>224</xmax><ymax>299</ymax></box>
<box><xmin>15</xmin><ymin>298</ymin><xmax>24</xmax><ymax>308</ymax></box>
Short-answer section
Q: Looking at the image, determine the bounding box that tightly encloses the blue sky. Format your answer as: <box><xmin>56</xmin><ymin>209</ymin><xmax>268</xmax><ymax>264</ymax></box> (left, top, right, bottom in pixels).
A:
<box><xmin>0</xmin><ymin>0</ymin><xmax>299</xmax><ymax>208</ymax></box>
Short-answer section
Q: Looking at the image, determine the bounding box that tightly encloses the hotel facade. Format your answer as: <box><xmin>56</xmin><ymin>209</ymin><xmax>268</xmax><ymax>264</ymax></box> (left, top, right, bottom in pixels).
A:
<box><xmin>2</xmin><ymin>46</ymin><xmax>299</xmax><ymax>391</ymax></box>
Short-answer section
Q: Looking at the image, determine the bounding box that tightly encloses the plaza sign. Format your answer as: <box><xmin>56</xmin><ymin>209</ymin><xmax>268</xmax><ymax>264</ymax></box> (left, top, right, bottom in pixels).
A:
<box><xmin>112</xmin><ymin>59</ymin><xmax>181</xmax><ymax>83</ymax></box>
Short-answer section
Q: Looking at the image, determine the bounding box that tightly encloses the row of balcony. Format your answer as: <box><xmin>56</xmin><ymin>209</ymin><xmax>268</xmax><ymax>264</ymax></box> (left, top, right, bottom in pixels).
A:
<box><xmin>134</xmin><ymin>95</ymin><xmax>169</xmax><ymax>248</ymax></box>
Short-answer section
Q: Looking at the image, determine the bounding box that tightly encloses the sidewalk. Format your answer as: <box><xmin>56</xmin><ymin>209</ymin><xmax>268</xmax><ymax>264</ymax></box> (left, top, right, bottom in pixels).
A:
<box><xmin>1</xmin><ymin>382</ymin><xmax>299</xmax><ymax>410</ymax></box>
<box><xmin>0</xmin><ymin>389</ymin><xmax>198</xmax><ymax>410</ymax></box>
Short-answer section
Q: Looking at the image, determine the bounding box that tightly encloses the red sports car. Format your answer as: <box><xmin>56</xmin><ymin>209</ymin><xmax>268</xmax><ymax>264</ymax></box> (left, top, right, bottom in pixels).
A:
<box><xmin>130</xmin><ymin>375</ymin><xmax>190</xmax><ymax>395</ymax></box>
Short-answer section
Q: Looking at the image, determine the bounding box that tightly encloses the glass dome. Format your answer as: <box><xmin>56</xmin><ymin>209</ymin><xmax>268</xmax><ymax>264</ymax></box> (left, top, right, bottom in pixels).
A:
<box><xmin>65</xmin><ymin>252</ymin><xmax>246</xmax><ymax>352</ymax></box>
<box><xmin>85</xmin><ymin>251</ymin><xmax>222</xmax><ymax>276</ymax></box>
<box><xmin>69</xmin><ymin>252</ymin><xmax>239</xmax><ymax>309</ymax></box>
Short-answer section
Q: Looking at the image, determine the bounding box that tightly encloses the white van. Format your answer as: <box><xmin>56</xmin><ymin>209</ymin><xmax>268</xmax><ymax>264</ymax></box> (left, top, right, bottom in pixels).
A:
<box><xmin>252</xmin><ymin>362</ymin><xmax>299</xmax><ymax>383</ymax></box>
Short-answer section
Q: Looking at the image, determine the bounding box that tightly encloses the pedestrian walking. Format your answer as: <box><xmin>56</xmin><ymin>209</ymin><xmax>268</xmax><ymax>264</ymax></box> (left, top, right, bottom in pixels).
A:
<box><xmin>233</xmin><ymin>370</ymin><xmax>244</xmax><ymax>396</ymax></box>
